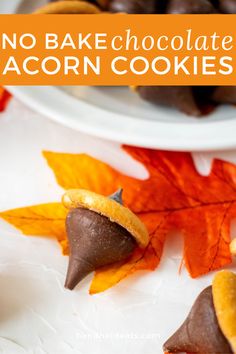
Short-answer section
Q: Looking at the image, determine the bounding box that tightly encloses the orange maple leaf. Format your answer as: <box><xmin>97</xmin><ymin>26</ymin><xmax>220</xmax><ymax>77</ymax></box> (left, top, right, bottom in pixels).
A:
<box><xmin>0</xmin><ymin>146</ymin><xmax>234</xmax><ymax>293</ymax></box>
<box><xmin>0</xmin><ymin>203</ymin><xmax>69</xmax><ymax>254</ymax></box>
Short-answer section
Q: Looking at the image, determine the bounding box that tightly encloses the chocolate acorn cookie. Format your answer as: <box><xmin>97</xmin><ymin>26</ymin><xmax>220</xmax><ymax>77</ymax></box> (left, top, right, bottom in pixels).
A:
<box><xmin>164</xmin><ymin>270</ymin><xmax>236</xmax><ymax>354</ymax></box>
<box><xmin>62</xmin><ymin>188</ymin><xmax>149</xmax><ymax>290</ymax></box>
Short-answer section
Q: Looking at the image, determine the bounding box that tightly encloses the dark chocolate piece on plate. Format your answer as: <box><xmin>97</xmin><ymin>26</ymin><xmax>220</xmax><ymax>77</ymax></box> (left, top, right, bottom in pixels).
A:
<box><xmin>193</xmin><ymin>86</ymin><xmax>217</xmax><ymax>104</ymax></box>
<box><xmin>163</xmin><ymin>286</ymin><xmax>233</xmax><ymax>353</ymax></box>
<box><xmin>212</xmin><ymin>86</ymin><xmax>236</xmax><ymax>105</ymax></box>
<box><xmin>193</xmin><ymin>86</ymin><xmax>217</xmax><ymax>115</ymax></box>
<box><xmin>219</xmin><ymin>0</ymin><xmax>236</xmax><ymax>13</ymax></box>
<box><xmin>138</xmin><ymin>86</ymin><xmax>202</xmax><ymax>116</ymax></box>
<box><xmin>109</xmin><ymin>0</ymin><xmax>156</xmax><ymax>14</ymax></box>
<box><xmin>167</xmin><ymin>0</ymin><xmax>216</xmax><ymax>14</ymax></box>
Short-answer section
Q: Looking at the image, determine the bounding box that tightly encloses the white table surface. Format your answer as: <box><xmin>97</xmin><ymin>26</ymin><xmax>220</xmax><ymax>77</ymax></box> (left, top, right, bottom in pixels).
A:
<box><xmin>0</xmin><ymin>97</ymin><xmax>235</xmax><ymax>354</ymax></box>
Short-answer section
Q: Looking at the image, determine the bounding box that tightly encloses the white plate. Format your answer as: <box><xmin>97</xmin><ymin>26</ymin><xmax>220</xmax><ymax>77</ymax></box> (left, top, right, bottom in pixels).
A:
<box><xmin>4</xmin><ymin>0</ymin><xmax>236</xmax><ymax>151</ymax></box>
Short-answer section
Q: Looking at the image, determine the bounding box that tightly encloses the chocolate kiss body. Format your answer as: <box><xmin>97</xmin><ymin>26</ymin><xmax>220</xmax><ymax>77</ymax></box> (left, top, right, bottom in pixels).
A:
<box><xmin>109</xmin><ymin>0</ymin><xmax>156</xmax><ymax>14</ymax></box>
<box><xmin>167</xmin><ymin>0</ymin><xmax>215</xmax><ymax>14</ymax></box>
<box><xmin>164</xmin><ymin>286</ymin><xmax>232</xmax><ymax>353</ymax></box>
<box><xmin>65</xmin><ymin>206</ymin><xmax>136</xmax><ymax>290</ymax></box>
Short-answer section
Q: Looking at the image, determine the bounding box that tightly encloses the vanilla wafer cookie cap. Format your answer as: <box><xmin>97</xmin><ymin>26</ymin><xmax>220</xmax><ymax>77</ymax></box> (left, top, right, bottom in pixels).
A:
<box><xmin>212</xmin><ymin>271</ymin><xmax>236</xmax><ymax>353</ymax></box>
<box><xmin>35</xmin><ymin>1</ymin><xmax>101</xmax><ymax>14</ymax></box>
<box><xmin>62</xmin><ymin>189</ymin><xmax>149</xmax><ymax>248</ymax></box>
<box><xmin>55</xmin><ymin>0</ymin><xmax>110</xmax><ymax>9</ymax></box>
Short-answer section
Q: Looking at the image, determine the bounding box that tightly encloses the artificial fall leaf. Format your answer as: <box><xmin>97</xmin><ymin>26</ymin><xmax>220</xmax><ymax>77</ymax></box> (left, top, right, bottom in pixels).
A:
<box><xmin>0</xmin><ymin>203</ymin><xmax>69</xmax><ymax>254</ymax></box>
<box><xmin>1</xmin><ymin>146</ymin><xmax>236</xmax><ymax>293</ymax></box>
<box><xmin>0</xmin><ymin>88</ymin><xmax>11</xmax><ymax>112</ymax></box>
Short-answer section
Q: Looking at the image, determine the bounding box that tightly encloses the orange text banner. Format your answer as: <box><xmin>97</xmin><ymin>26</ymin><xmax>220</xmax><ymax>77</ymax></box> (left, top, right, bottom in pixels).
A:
<box><xmin>0</xmin><ymin>14</ymin><xmax>236</xmax><ymax>85</ymax></box>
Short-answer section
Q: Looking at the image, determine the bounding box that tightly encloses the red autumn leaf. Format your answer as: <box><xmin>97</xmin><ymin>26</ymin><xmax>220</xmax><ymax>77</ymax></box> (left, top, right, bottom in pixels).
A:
<box><xmin>0</xmin><ymin>88</ymin><xmax>11</xmax><ymax>112</ymax></box>
<box><xmin>1</xmin><ymin>146</ymin><xmax>235</xmax><ymax>293</ymax></box>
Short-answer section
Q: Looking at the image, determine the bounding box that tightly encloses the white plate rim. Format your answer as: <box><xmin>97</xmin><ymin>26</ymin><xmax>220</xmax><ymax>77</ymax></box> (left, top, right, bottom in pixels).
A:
<box><xmin>6</xmin><ymin>85</ymin><xmax>236</xmax><ymax>151</ymax></box>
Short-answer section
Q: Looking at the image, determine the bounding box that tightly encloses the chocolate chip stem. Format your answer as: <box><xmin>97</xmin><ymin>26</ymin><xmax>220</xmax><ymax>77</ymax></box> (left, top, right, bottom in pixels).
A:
<box><xmin>109</xmin><ymin>188</ymin><xmax>123</xmax><ymax>205</ymax></box>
